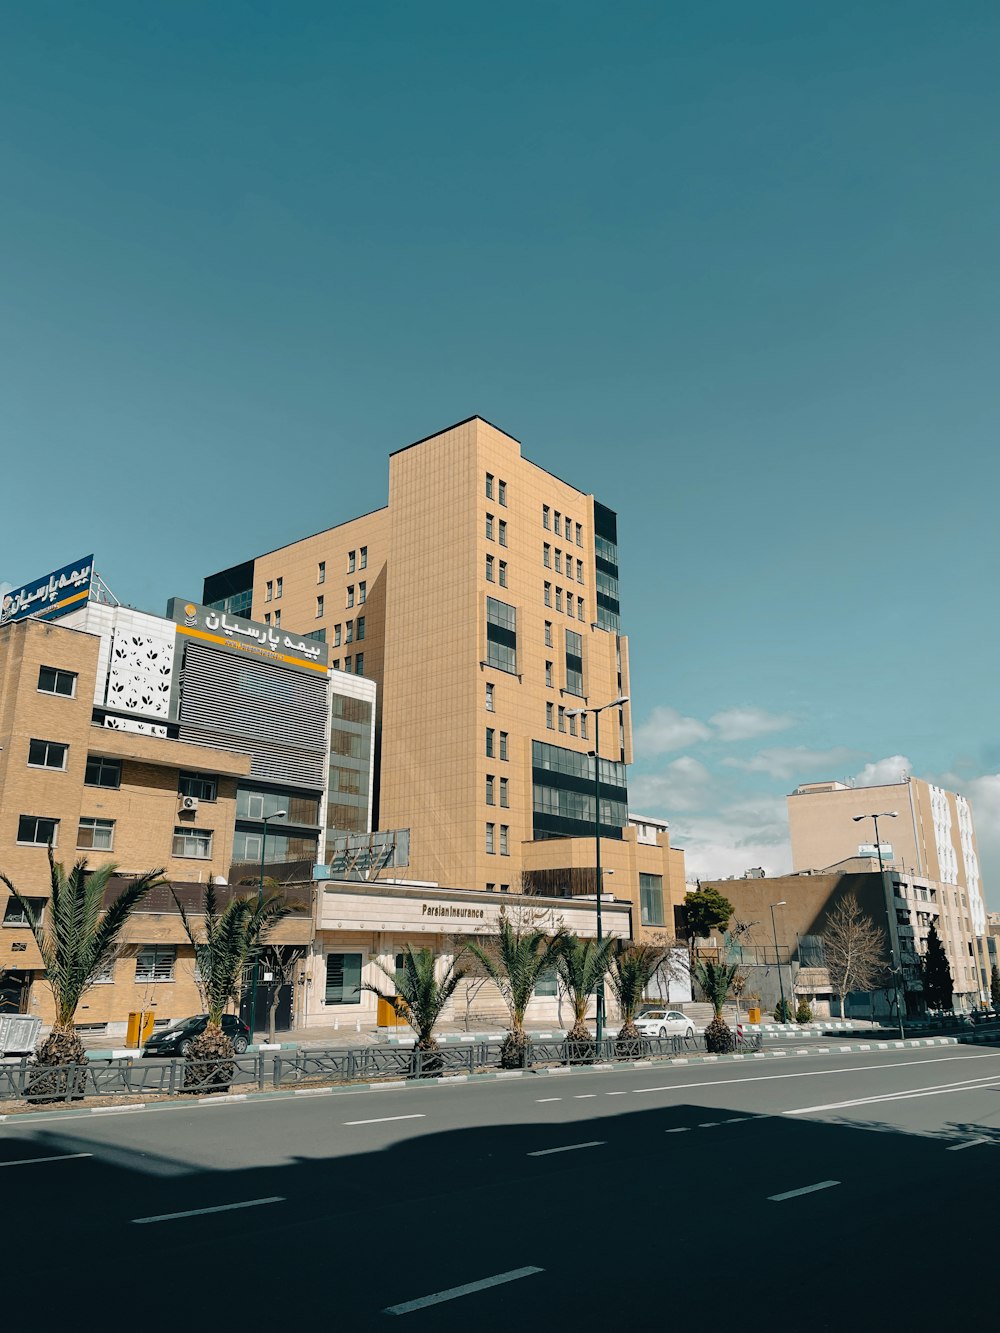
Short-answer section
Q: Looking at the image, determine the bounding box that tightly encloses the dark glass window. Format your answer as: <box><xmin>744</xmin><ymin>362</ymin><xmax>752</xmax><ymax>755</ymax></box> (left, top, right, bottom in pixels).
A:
<box><xmin>565</xmin><ymin>629</ymin><xmax>583</xmax><ymax>696</ymax></box>
<box><xmin>37</xmin><ymin>666</ymin><xmax>76</xmax><ymax>697</ymax></box>
<box><xmin>179</xmin><ymin>773</ymin><xmax>218</xmax><ymax>801</ymax></box>
<box><xmin>28</xmin><ymin>739</ymin><xmax>67</xmax><ymax>770</ymax></box>
<box><xmin>486</xmin><ymin>597</ymin><xmax>517</xmax><ymax>674</ymax></box>
<box><xmin>640</xmin><ymin>874</ymin><xmax>664</xmax><ymax>926</ymax></box>
<box><xmin>326</xmin><ymin>953</ymin><xmax>362</xmax><ymax>1004</ymax></box>
<box><xmin>17</xmin><ymin>815</ymin><xmax>58</xmax><ymax>846</ymax></box>
<box><xmin>85</xmin><ymin>756</ymin><xmax>121</xmax><ymax>789</ymax></box>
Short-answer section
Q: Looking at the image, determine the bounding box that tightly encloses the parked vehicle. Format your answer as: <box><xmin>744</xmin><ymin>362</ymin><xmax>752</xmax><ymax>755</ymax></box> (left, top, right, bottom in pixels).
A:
<box><xmin>633</xmin><ymin>1009</ymin><xmax>695</xmax><ymax>1040</ymax></box>
<box><xmin>141</xmin><ymin>1014</ymin><xmax>250</xmax><ymax>1056</ymax></box>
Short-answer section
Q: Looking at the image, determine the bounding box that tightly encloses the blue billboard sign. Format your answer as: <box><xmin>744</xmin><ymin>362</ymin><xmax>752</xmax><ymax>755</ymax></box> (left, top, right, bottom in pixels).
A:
<box><xmin>1</xmin><ymin>556</ymin><xmax>95</xmax><ymax>625</ymax></box>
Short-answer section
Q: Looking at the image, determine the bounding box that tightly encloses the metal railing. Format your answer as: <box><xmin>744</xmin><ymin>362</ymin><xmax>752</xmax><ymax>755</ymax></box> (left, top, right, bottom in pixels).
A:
<box><xmin>0</xmin><ymin>1028</ymin><xmax>763</xmax><ymax>1103</ymax></box>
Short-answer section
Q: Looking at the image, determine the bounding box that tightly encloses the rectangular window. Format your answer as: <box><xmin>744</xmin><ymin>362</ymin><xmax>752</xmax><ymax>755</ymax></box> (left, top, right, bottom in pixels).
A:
<box><xmin>558</xmin><ymin>706</ymin><xmax>566</xmax><ymax>732</ymax></box>
<box><xmin>17</xmin><ymin>816</ymin><xmax>58</xmax><ymax>846</ymax></box>
<box><xmin>498</xmin><ymin>520</ymin><xmax>507</xmax><ymax>547</ymax></box>
<box><xmin>580</xmin><ymin>714</ymin><xmax>588</xmax><ymax>740</ymax></box>
<box><xmin>332</xmin><ymin>659</ymin><xmax>340</xmax><ymax>670</ymax></box>
<box><xmin>326</xmin><ymin>952</ymin><xmax>362</xmax><ymax>1004</ymax></box>
<box><xmin>486</xmin><ymin>775</ymin><xmax>496</xmax><ymax>806</ymax></box>
<box><xmin>486</xmin><ymin>727</ymin><xmax>495</xmax><ymax>758</ymax></box>
<box><xmin>359</xmin><ymin>581</ymin><xmax>366</xmax><ymax>604</ymax></box>
<box><xmin>334</xmin><ymin>624</ymin><xmax>342</xmax><ymax>647</ymax></box>
<box><xmin>498</xmin><ymin>479</ymin><xmax>507</xmax><ymax>506</ymax></box>
<box><xmin>500</xmin><ymin>731</ymin><xmax>508</xmax><ymax>761</ymax></box>
<box><xmin>172</xmin><ymin>826</ymin><xmax>213</xmax><ymax>859</ymax></box>
<box><xmin>576</xmin><ymin>522</ymin><xmax>583</xmax><ymax>546</ymax></box>
<box><xmin>3</xmin><ymin>896</ymin><xmax>44</xmax><ymax>928</ymax></box>
<box><xmin>486</xmin><ymin>822</ymin><xmax>495</xmax><ymax>854</ymax></box>
<box><xmin>554</xmin><ymin>511</ymin><xmax>560</xmax><ymax>534</ymax></box>
<box><xmin>346</xmin><ymin>622</ymin><xmax>354</xmax><ymax>644</ymax></box>
<box><xmin>77</xmin><ymin>817</ymin><xmax>114</xmax><ymax>851</ymax></box>
<box><xmin>486</xmin><ymin>472</ymin><xmax>494</xmax><ymax>499</ymax></box>
<box><xmin>318</xmin><ymin>561</ymin><xmax>326</xmax><ymax>584</ymax></box>
<box><xmin>640</xmin><ymin>873</ymin><xmax>665</xmax><ymax>927</ymax></box>
<box><xmin>486</xmin><ymin>555</ymin><xmax>495</xmax><ymax>582</ymax></box>
<box><xmin>275</xmin><ymin>577</ymin><xmax>282</xmax><ymax>599</ymax></box>
<box><xmin>344</xmin><ymin>654</ymin><xmax>351</xmax><ymax>672</ymax></box>
<box><xmin>555</xmin><ymin>549</ymin><xmax>562</xmax><ymax>574</ymax></box>
<box><xmin>486</xmin><ymin>682</ymin><xmax>495</xmax><ymax>712</ymax></box>
<box><xmin>500</xmin><ymin>777</ymin><xmax>509</xmax><ymax>808</ymax></box>
<box><xmin>577</xmin><ymin>597</ymin><xmax>585</xmax><ymax>621</ymax></box>
<box><xmin>348</xmin><ymin>550</ymin><xmax>356</xmax><ymax>573</ymax></box>
<box><xmin>545</xmin><ymin>661</ymin><xmax>553</xmax><ymax>687</ymax></box>
<box><xmin>135</xmin><ymin>946</ymin><xmax>176</xmax><ymax>983</ymax></box>
<box><xmin>360</xmin><ymin>546</ymin><xmax>368</xmax><ymax>569</ymax></box>
<box><xmin>543</xmin><ymin>543</ymin><xmax>551</xmax><ymax>567</ymax></box>
<box><xmin>546</xmin><ymin>702</ymin><xmax>554</xmax><ymax>729</ymax></box>
<box><xmin>347</xmin><ymin>586</ymin><xmax>355</xmax><ymax>608</ymax></box>
<box><xmin>355</xmin><ymin>653</ymin><xmax>364</xmax><ymax>675</ymax></box>
<box><xmin>37</xmin><ymin>666</ymin><xmax>76</xmax><ymax>697</ymax></box>
<box><xmin>486</xmin><ymin>512</ymin><xmax>494</xmax><ymax>540</ymax></box>
<box><xmin>179</xmin><ymin>773</ymin><xmax>218</xmax><ymax>801</ymax></box>
<box><xmin>555</xmin><ymin>587</ymin><xmax>563</xmax><ymax>612</ymax></box>
<box><xmin>577</xmin><ymin>559</ymin><xmax>584</xmax><ymax>583</ymax></box>
<box><xmin>265</xmin><ymin>580</ymin><xmax>273</xmax><ymax>602</ymax></box>
<box><xmin>498</xmin><ymin>561</ymin><xmax>507</xmax><ymax>588</ymax></box>
<box><xmin>544</xmin><ymin>582</ymin><xmax>552</xmax><ymax>607</ymax></box>
<box><xmin>274</xmin><ymin>610</ymin><xmax>281</xmax><ymax>627</ymax></box>
<box><xmin>316</xmin><ymin>595</ymin><xmax>325</xmax><ymax>618</ymax></box>
<box><xmin>500</xmin><ymin>824</ymin><xmax>509</xmax><ymax>856</ymax></box>
<box><xmin>544</xmin><ymin>621</ymin><xmax>553</xmax><ymax>647</ymax></box>
<box><xmin>543</xmin><ymin>505</ymin><xmax>551</xmax><ymax>530</ymax></box>
<box><xmin>565</xmin><ymin>628</ymin><xmax>583</xmax><ymax>696</ymax></box>
<box><xmin>486</xmin><ymin>882</ymin><xmax>496</xmax><ymax>892</ymax></box>
<box><xmin>534</xmin><ymin>966</ymin><xmax>558</xmax><ymax>997</ymax></box>
<box><xmin>264</xmin><ymin>612</ymin><xmax>271</xmax><ymax>625</ymax></box>
<box><xmin>356</xmin><ymin>616</ymin><xmax>365</xmax><ymax>641</ymax></box>
<box><xmin>27</xmin><ymin>739</ymin><xmax>68</xmax><ymax>770</ymax></box>
<box><xmin>486</xmin><ymin>597</ymin><xmax>517</xmax><ymax>674</ymax></box>
<box><xmin>569</xmin><ymin>714</ymin><xmax>577</xmax><ymax>737</ymax></box>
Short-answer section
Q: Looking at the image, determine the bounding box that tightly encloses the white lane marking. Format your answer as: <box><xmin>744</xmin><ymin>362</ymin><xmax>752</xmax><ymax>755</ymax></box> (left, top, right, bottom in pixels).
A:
<box><xmin>343</xmin><ymin>1114</ymin><xmax>426</xmax><ymax>1126</ymax></box>
<box><xmin>384</xmin><ymin>1265</ymin><xmax>544</xmax><ymax>1316</ymax></box>
<box><xmin>606</xmin><ymin>1091</ymin><xmax>630</xmax><ymax>1096</ymax></box>
<box><xmin>665</xmin><ymin>1127</ymin><xmax>690</xmax><ymax>1134</ymax></box>
<box><xmin>0</xmin><ymin>1152</ymin><xmax>93</xmax><ymax>1168</ymax></box>
<box><xmin>769</xmin><ymin>1180</ymin><xmax>839</xmax><ymax>1202</ymax></box>
<box><xmin>536</xmin><ymin>1098</ymin><xmax>562</xmax><ymax>1103</ymax></box>
<box><xmin>698</xmin><ymin>1122</ymin><xmax>720</xmax><ymax>1128</ymax></box>
<box><xmin>132</xmin><ymin>1196</ymin><xmax>284</xmax><ymax>1225</ymax></box>
<box><xmin>722</xmin><ymin>1117</ymin><xmax>749</xmax><ymax>1124</ymax></box>
<box><xmin>574</xmin><ymin>1094</ymin><xmax>597</xmax><ymax>1100</ymax></box>
<box><xmin>786</xmin><ymin>1072</ymin><xmax>1000</xmax><ymax>1116</ymax></box>
<box><xmin>632</xmin><ymin>1053</ymin><xmax>998</xmax><ymax>1098</ymax></box>
<box><xmin>527</xmin><ymin>1141</ymin><xmax>605</xmax><ymax>1157</ymax></box>
<box><xmin>947</xmin><ymin>1138</ymin><xmax>989</xmax><ymax>1152</ymax></box>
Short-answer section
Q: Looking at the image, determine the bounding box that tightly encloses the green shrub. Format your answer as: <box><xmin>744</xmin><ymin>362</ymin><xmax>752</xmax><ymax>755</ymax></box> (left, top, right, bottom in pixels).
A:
<box><xmin>773</xmin><ymin>997</ymin><xmax>794</xmax><ymax>1023</ymax></box>
<box><xmin>795</xmin><ymin>998</ymin><xmax>813</xmax><ymax>1024</ymax></box>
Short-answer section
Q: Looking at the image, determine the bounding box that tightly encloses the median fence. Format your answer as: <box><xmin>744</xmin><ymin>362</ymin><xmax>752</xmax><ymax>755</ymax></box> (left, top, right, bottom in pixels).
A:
<box><xmin>0</xmin><ymin>1028</ymin><xmax>765</xmax><ymax>1104</ymax></box>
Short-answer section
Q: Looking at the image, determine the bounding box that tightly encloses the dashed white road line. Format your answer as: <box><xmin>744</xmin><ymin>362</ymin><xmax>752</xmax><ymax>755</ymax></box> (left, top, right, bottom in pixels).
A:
<box><xmin>132</xmin><ymin>1196</ymin><xmax>284</xmax><ymax>1225</ymax></box>
<box><xmin>0</xmin><ymin>1152</ymin><xmax>93</xmax><ymax>1168</ymax></box>
<box><xmin>527</xmin><ymin>1141</ymin><xmax>605</xmax><ymax>1157</ymax></box>
<box><xmin>536</xmin><ymin>1098</ymin><xmax>562</xmax><ymax>1103</ymax></box>
<box><xmin>574</xmin><ymin>1094</ymin><xmax>597</xmax><ymax>1100</ymax></box>
<box><xmin>343</xmin><ymin>1114</ymin><xmax>426</xmax><ymax>1126</ymax></box>
<box><xmin>383</xmin><ymin>1265</ymin><xmax>544</xmax><ymax>1316</ymax></box>
<box><xmin>785</xmin><ymin>1072</ymin><xmax>1000</xmax><ymax>1116</ymax></box>
<box><xmin>946</xmin><ymin>1138</ymin><xmax>990</xmax><ymax>1152</ymax></box>
<box><xmin>769</xmin><ymin>1181</ymin><xmax>839</xmax><ymax>1202</ymax></box>
<box><xmin>665</xmin><ymin>1127</ymin><xmax>690</xmax><ymax>1134</ymax></box>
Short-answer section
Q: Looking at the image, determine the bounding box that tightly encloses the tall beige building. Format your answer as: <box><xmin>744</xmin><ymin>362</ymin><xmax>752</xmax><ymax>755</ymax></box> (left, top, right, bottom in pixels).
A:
<box><xmin>205</xmin><ymin>416</ymin><xmax>686</xmax><ymax>936</ymax></box>
<box><xmin>788</xmin><ymin>776</ymin><xmax>988</xmax><ymax>1003</ymax></box>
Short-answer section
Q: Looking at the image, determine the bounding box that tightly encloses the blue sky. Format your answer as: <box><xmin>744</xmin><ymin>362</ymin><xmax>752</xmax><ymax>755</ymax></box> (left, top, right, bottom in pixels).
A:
<box><xmin>3</xmin><ymin>3</ymin><xmax>999</xmax><ymax>900</ymax></box>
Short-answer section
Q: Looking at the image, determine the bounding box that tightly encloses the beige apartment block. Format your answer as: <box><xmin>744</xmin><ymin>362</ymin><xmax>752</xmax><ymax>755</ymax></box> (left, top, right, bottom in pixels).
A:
<box><xmin>787</xmin><ymin>776</ymin><xmax>989</xmax><ymax>1004</ymax></box>
<box><xmin>0</xmin><ymin>616</ymin><xmax>253</xmax><ymax>1027</ymax></box>
<box><xmin>216</xmin><ymin>416</ymin><xmax>686</xmax><ymax>936</ymax></box>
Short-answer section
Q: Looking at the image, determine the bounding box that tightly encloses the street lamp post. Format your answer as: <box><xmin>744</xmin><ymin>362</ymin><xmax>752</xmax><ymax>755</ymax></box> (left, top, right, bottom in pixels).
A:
<box><xmin>769</xmin><ymin>901</ymin><xmax>787</xmax><ymax>1019</ymax></box>
<box><xmin>852</xmin><ymin>811</ymin><xmax>903</xmax><ymax>1039</ymax></box>
<box><xmin>247</xmin><ymin>809</ymin><xmax>287</xmax><ymax>1044</ymax></box>
<box><xmin>565</xmin><ymin>695</ymin><xmax>628</xmax><ymax>1054</ymax></box>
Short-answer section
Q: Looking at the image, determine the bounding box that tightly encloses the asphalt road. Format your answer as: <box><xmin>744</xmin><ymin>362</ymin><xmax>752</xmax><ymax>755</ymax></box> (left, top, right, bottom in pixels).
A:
<box><xmin>4</xmin><ymin>1045</ymin><xmax>999</xmax><ymax>1330</ymax></box>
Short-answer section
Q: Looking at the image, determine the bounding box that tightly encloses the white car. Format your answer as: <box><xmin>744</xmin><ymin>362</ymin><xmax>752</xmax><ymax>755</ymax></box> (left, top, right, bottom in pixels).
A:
<box><xmin>634</xmin><ymin>1009</ymin><xmax>695</xmax><ymax>1040</ymax></box>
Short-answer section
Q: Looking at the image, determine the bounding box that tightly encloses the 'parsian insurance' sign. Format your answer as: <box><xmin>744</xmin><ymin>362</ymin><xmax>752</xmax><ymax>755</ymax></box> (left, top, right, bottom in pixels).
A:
<box><xmin>1</xmin><ymin>556</ymin><xmax>95</xmax><ymax>625</ymax></box>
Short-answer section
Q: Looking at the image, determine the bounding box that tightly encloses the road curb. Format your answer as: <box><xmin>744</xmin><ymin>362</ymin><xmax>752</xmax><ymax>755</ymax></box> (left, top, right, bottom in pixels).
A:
<box><xmin>0</xmin><ymin>1036</ymin><xmax>962</xmax><ymax>1127</ymax></box>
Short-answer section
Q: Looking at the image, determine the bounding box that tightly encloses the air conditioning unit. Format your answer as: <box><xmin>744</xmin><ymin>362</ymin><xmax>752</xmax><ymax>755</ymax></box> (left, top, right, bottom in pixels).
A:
<box><xmin>180</xmin><ymin>795</ymin><xmax>199</xmax><ymax>812</ymax></box>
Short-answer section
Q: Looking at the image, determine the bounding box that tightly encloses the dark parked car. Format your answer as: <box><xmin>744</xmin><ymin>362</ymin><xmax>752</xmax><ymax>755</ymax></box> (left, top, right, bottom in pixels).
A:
<box><xmin>141</xmin><ymin>1014</ymin><xmax>250</xmax><ymax>1057</ymax></box>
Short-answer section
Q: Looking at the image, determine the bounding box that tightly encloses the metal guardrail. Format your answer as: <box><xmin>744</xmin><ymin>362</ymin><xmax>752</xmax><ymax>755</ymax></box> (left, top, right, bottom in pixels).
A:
<box><xmin>0</xmin><ymin>1028</ymin><xmax>763</xmax><ymax>1103</ymax></box>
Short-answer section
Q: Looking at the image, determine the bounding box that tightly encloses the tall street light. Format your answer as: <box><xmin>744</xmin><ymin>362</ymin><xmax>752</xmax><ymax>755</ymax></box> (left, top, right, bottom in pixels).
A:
<box><xmin>565</xmin><ymin>694</ymin><xmax>628</xmax><ymax>1053</ymax></box>
<box><xmin>769</xmin><ymin>901</ymin><xmax>787</xmax><ymax>1019</ymax></box>
<box><xmin>247</xmin><ymin>809</ymin><xmax>287</xmax><ymax>1044</ymax></box>
<box><xmin>853</xmin><ymin>811</ymin><xmax>903</xmax><ymax>1038</ymax></box>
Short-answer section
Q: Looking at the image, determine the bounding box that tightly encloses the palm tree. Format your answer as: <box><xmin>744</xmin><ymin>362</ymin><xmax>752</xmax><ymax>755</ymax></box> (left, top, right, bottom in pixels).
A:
<box><xmin>468</xmin><ymin>907</ymin><xmax>566</xmax><ymax>1068</ymax></box>
<box><xmin>692</xmin><ymin>956</ymin><xmax>740</xmax><ymax>1053</ymax></box>
<box><xmin>365</xmin><ymin>945</ymin><xmax>468</xmax><ymax>1075</ymax></box>
<box><xmin>0</xmin><ymin>850</ymin><xmax>165</xmax><ymax>1095</ymax></box>
<box><xmin>608</xmin><ymin>942</ymin><xmax>670</xmax><ymax>1055</ymax></box>
<box><xmin>173</xmin><ymin>883</ymin><xmax>289</xmax><ymax>1090</ymax></box>
<box><xmin>555</xmin><ymin>934</ymin><xmax>619</xmax><ymax>1060</ymax></box>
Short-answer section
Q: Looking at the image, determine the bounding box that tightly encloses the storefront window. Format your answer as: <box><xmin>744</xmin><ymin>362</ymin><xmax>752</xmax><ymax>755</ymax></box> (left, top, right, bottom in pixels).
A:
<box><xmin>325</xmin><ymin>952</ymin><xmax>362</xmax><ymax>1004</ymax></box>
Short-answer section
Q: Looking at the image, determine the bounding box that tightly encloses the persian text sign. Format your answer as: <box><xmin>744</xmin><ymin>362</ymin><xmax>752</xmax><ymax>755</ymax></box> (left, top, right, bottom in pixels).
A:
<box><xmin>1</xmin><ymin>556</ymin><xmax>94</xmax><ymax>625</ymax></box>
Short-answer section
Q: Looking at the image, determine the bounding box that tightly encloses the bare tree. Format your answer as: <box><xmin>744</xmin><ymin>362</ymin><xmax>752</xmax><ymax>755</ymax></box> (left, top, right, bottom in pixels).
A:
<box><xmin>258</xmin><ymin>943</ymin><xmax>307</xmax><ymax>1042</ymax></box>
<box><xmin>822</xmin><ymin>895</ymin><xmax>885</xmax><ymax>1020</ymax></box>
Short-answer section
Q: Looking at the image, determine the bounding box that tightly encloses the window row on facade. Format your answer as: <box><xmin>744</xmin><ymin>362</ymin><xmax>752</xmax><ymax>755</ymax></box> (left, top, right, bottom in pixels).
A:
<box><xmin>24</xmin><ymin>746</ymin><xmax>220</xmax><ymax>802</ymax></box>
<box><xmin>542</xmin><ymin>544</ymin><xmax>585</xmax><ymax>583</ymax></box>
<box><xmin>485</xmin><ymin>822</ymin><xmax>511</xmax><ymax>855</ymax></box>
<box><xmin>15</xmin><ymin>814</ymin><xmax>215</xmax><ymax>859</ymax></box>
<box><xmin>544</xmin><ymin>583</ymin><xmax>586</xmax><ymax>620</ymax></box>
<box><xmin>542</xmin><ymin>505</ymin><xmax>583</xmax><ymax>547</ymax></box>
<box><xmin>485</xmin><ymin>473</ymin><xmax>507</xmax><ymax>505</ymax></box>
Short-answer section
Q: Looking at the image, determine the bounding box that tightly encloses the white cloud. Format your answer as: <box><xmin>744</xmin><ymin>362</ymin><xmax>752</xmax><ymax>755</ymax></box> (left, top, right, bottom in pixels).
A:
<box><xmin>667</xmin><ymin>796</ymin><xmax>792</xmax><ymax>884</ymax></box>
<box><xmin>853</xmin><ymin>755</ymin><xmax>913</xmax><ymax>788</ymax></box>
<box><xmin>633</xmin><ymin>706</ymin><xmax>711</xmax><ymax>757</ymax></box>
<box><xmin>963</xmin><ymin>774</ymin><xmax>1000</xmax><ymax>908</ymax></box>
<box><xmin>630</xmin><ymin>756</ymin><xmax>714</xmax><ymax>814</ymax></box>
<box><xmin>723</xmin><ymin>745</ymin><xmax>861</xmax><ymax>782</ymax></box>
<box><xmin>709</xmin><ymin>707</ymin><xmax>794</xmax><ymax>742</ymax></box>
